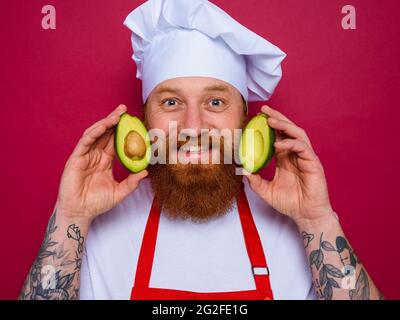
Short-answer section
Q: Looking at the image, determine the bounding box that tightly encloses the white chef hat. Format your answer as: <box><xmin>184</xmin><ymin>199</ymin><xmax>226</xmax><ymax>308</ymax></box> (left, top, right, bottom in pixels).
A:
<box><xmin>123</xmin><ymin>0</ymin><xmax>286</xmax><ymax>103</ymax></box>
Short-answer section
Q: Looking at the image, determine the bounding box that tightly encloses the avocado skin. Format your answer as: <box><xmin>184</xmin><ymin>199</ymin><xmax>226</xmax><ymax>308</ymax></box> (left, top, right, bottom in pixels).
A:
<box><xmin>115</xmin><ymin>113</ymin><xmax>150</xmax><ymax>173</ymax></box>
<box><xmin>262</xmin><ymin>114</ymin><xmax>275</xmax><ymax>167</ymax></box>
<box><xmin>239</xmin><ymin>113</ymin><xmax>275</xmax><ymax>173</ymax></box>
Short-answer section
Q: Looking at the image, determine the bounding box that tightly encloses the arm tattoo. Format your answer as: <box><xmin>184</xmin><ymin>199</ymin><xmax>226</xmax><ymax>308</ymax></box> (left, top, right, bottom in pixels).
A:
<box><xmin>306</xmin><ymin>231</ymin><xmax>371</xmax><ymax>300</ymax></box>
<box><xmin>349</xmin><ymin>269</ymin><xmax>369</xmax><ymax>300</ymax></box>
<box><xmin>19</xmin><ymin>210</ymin><xmax>85</xmax><ymax>300</ymax></box>
<box><xmin>301</xmin><ymin>231</ymin><xmax>314</xmax><ymax>248</ymax></box>
<box><xmin>67</xmin><ymin>224</ymin><xmax>85</xmax><ymax>254</ymax></box>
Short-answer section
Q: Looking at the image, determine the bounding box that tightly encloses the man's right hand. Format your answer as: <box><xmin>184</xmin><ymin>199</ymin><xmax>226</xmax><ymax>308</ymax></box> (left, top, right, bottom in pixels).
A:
<box><xmin>55</xmin><ymin>104</ymin><xmax>148</xmax><ymax>223</ymax></box>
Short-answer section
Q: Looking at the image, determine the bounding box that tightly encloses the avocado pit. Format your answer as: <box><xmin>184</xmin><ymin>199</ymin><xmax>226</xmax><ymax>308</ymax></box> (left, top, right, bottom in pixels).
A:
<box><xmin>124</xmin><ymin>130</ymin><xmax>146</xmax><ymax>159</ymax></box>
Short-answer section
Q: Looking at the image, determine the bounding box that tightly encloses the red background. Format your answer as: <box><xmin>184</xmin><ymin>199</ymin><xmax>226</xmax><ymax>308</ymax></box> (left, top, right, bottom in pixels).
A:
<box><xmin>0</xmin><ymin>0</ymin><xmax>399</xmax><ymax>299</ymax></box>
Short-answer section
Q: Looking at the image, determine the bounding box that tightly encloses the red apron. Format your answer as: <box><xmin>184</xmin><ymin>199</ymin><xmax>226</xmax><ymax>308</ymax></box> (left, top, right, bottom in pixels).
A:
<box><xmin>130</xmin><ymin>184</ymin><xmax>274</xmax><ymax>300</ymax></box>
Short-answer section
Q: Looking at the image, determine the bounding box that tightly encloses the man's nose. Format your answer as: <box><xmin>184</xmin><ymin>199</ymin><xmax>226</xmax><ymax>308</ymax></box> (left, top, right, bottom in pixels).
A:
<box><xmin>179</xmin><ymin>103</ymin><xmax>206</xmax><ymax>136</ymax></box>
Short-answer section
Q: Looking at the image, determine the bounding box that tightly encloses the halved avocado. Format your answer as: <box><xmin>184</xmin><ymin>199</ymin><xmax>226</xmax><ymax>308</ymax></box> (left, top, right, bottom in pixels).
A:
<box><xmin>115</xmin><ymin>113</ymin><xmax>151</xmax><ymax>173</ymax></box>
<box><xmin>239</xmin><ymin>113</ymin><xmax>275</xmax><ymax>173</ymax></box>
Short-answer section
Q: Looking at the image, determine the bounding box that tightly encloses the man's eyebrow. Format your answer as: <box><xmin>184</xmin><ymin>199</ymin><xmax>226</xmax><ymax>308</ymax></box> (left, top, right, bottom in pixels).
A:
<box><xmin>203</xmin><ymin>84</ymin><xmax>231</xmax><ymax>93</ymax></box>
<box><xmin>154</xmin><ymin>86</ymin><xmax>183</xmax><ymax>95</ymax></box>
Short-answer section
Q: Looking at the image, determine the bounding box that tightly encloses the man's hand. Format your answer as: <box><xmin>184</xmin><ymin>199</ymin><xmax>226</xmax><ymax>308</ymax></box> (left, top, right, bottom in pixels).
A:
<box><xmin>19</xmin><ymin>104</ymin><xmax>149</xmax><ymax>300</ymax></box>
<box><xmin>245</xmin><ymin>105</ymin><xmax>384</xmax><ymax>300</ymax></box>
<box><xmin>55</xmin><ymin>104</ymin><xmax>148</xmax><ymax>223</ymax></box>
<box><xmin>245</xmin><ymin>105</ymin><xmax>333</xmax><ymax>224</ymax></box>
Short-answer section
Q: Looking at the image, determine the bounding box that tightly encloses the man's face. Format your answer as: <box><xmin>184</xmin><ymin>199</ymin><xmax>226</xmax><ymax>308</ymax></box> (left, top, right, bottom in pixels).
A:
<box><xmin>144</xmin><ymin>76</ymin><xmax>247</xmax><ymax>221</ymax></box>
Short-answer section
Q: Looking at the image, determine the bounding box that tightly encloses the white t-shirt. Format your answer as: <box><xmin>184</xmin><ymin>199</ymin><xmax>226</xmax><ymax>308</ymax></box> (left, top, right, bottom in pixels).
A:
<box><xmin>79</xmin><ymin>178</ymin><xmax>317</xmax><ymax>300</ymax></box>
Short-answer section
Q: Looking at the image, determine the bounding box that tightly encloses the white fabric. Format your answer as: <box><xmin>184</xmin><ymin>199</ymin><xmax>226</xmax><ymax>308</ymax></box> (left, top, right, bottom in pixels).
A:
<box><xmin>79</xmin><ymin>178</ymin><xmax>317</xmax><ymax>300</ymax></box>
<box><xmin>123</xmin><ymin>0</ymin><xmax>286</xmax><ymax>102</ymax></box>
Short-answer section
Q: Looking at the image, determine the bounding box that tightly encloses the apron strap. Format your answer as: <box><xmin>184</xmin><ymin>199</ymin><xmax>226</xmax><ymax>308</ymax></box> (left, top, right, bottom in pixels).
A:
<box><xmin>236</xmin><ymin>184</ymin><xmax>272</xmax><ymax>294</ymax></box>
<box><xmin>132</xmin><ymin>196</ymin><xmax>161</xmax><ymax>289</ymax></box>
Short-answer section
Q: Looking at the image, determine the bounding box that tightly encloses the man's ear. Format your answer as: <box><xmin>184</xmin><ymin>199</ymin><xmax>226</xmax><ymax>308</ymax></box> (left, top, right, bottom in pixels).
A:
<box><xmin>142</xmin><ymin>103</ymin><xmax>148</xmax><ymax>128</ymax></box>
<box><xmin>241</xmin><ymin>95</ymin><xmax>248</xmax><ymax>115</ymax></box>
<box><xmin>241</xmin><ymin>96</ymin><xmax>248</xmax><ymax>127</ymax></box>
<box><xmin>142</xmin><ymin>100</ymin><xmax>148</xmax><ymax>127</ymax></box>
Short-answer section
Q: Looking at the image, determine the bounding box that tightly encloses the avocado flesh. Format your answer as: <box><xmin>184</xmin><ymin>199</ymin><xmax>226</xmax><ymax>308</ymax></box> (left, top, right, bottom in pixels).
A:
<box><xmin>239</xmin><ymin>113</ymin><xmax>275</xmax><ymax>173</ymax></box>
<box><xmin>115</xmin><ymin>113</ymin><xmax>151</xmax><ymax>173</ymax></box>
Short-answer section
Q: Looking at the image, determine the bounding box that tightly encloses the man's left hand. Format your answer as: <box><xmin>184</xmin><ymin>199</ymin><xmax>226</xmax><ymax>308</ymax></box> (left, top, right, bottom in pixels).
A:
<box><xmin>245</xmin><ymin>105</ymin><xmax>334</xmax><ymax>225</ymax></box>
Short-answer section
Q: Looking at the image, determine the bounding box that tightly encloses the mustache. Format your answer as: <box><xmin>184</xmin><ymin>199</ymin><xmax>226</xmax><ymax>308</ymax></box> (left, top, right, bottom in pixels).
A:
<box><xmin>170</xmin><ymin>131</ymin><xmax>236</xmax><ymax>149</ymax></box>
<box><xmin>175</xmin><ymin>135</ymin><xmax>219</xmax><ymax>149</ymax></box>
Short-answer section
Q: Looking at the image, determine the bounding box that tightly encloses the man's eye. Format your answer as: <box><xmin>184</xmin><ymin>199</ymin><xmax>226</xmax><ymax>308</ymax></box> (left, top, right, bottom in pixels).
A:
<box><xmin>163</xmin><ymin>99</ymin><xmax>178</xmax><ymax>107</ymax></box>
<box><xmin>209</xmin><ymin>99</ymin><xmax>224</xmax><ymax>107</ymax></box>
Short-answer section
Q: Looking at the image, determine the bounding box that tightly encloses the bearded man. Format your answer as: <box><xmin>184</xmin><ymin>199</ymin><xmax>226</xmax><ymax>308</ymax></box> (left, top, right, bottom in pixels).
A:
<box><xmin>19</xmin><ymin>0</ymin><xmax>382</xmax><ymax>300</ymax></box>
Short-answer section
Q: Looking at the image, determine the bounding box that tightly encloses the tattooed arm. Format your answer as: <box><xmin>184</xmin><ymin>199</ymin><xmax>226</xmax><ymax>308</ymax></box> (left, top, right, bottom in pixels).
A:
<box><xmin>299</xmin><ymin>214</ymin><xmax>383</xmax><ymax>300</ymax></box>
<box><xmin>19</xmin><ymin>210</ymin><xmax>89</xmax><ymax>300</ymax></box>
<box><xmin>246</xmin><ymin>105</ymin><xmax>384</xmax><ymax>300</ymax></box>
<box><xmin>19</xmin><ymin>105</ymin><xmax>147</xmax><ymax>300</ymax></box>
